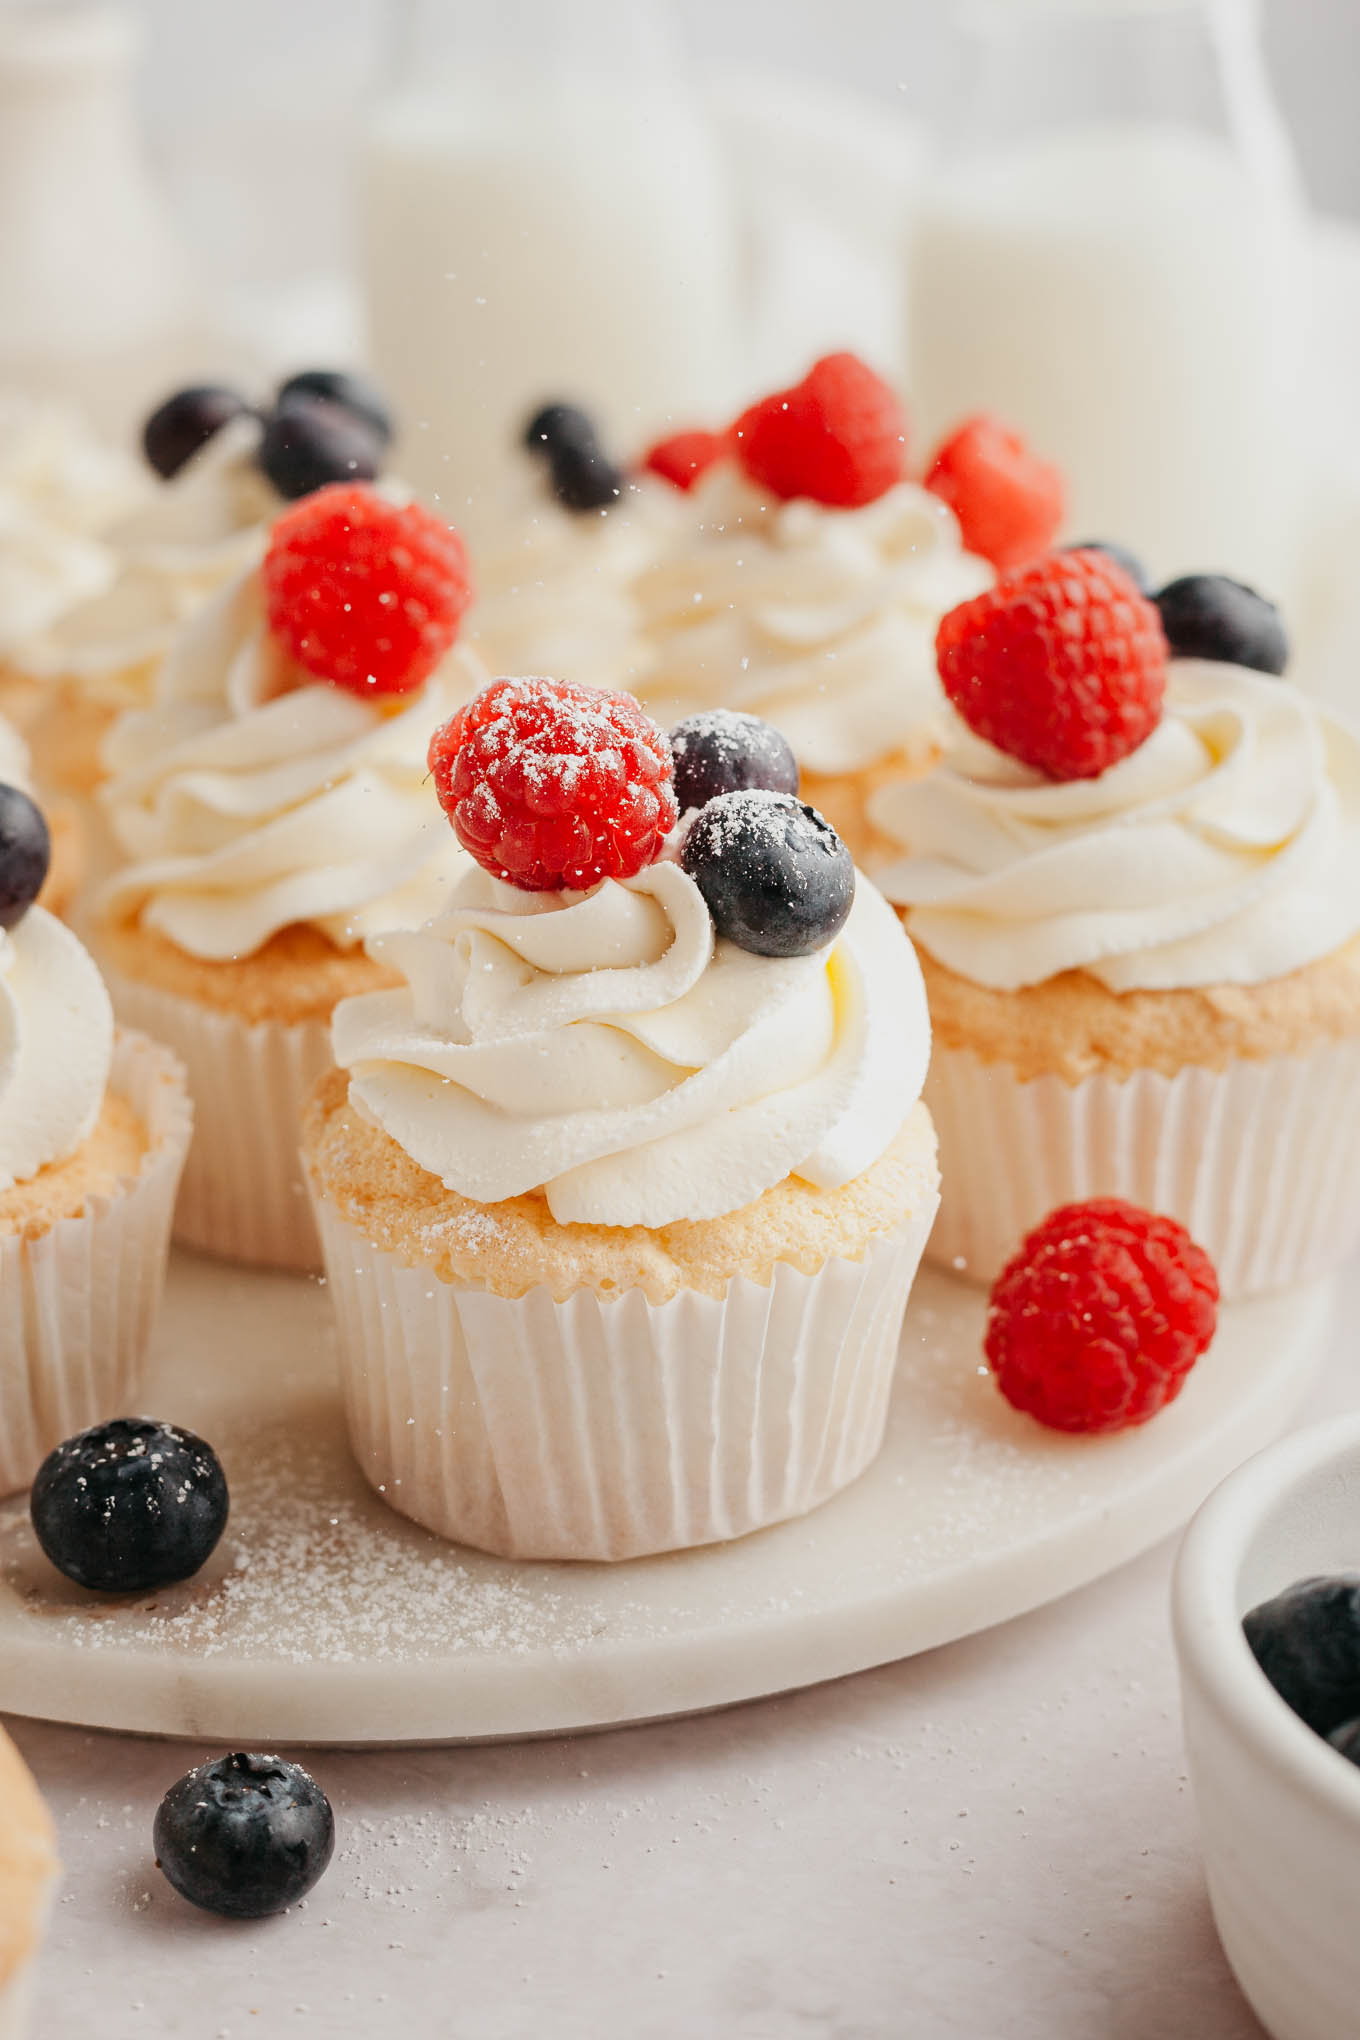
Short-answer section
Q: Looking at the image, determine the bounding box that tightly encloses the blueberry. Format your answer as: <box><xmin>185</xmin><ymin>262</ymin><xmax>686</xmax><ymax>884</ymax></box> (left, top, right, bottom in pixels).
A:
<box><xmin>0</xmin><ymin>784</ymin><xmax>50</xmax><ymax>930</ymax></box>
<box><xmin>276</xmin><ymin>369</ymin><xmax>393</xmax><ymax>447</ymax></box>
<box><xmin>1242</xmin><ymin>1574</ymin><xmax>1360</xmax><ymax>1735</ymax></box>
<box><xmin>681</xmin><ymin>790</ymin><xmax>854</xmax><ymax>958</ymax></box>
<box><xmin>258</xmin><ymin>395</ymin><xmax>382</xmax><ymax>501</ymax></box>
<box><xmin>154</xmin><ymin>1753</ymin><xmax>334</xmax><ymax>1919</ymax></box>
<box><xmin>548</xmin><ymin>440</ymin><xmax>625</xmax><ymax>514</ymax></box>
<box><xmin>1066</xmin><ymin>539</ymin><xmax>1150</xmax><ymax>592</ymax></box>
<box><xmin>522</xmin><ymin>401</ymin><xmax>598</xmax><ymax>461</ymax></box>
<box><xmin>670</xmin><ymin>710</ymin><xmax>799</xmax><ymax>813</ymax></box>
<box><xmin>1155</xmin><ymin>573</ymin><xmax>1288</xmax><ymax>675</ymax></box>
<box><xmin>143</xmin><ymin>386</ymin><xmax>252</xmax><ymax>480</ymax></box>
<box><xmin>30</xmin><ymin>1418</ymin><xmax>229</xmax><ymax>1594</ymax></box>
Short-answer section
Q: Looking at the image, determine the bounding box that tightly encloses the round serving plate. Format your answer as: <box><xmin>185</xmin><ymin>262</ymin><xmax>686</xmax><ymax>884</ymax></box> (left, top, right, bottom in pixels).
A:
<box><xmin>0</xmin><ymin>1251</ymin><xmax>1336</xmax><ymax>1746</ymax></box>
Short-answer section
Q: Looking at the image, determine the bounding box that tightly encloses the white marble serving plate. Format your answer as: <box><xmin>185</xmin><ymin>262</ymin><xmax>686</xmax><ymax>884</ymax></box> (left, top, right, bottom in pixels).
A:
<box><xmin>0</xmin><ymin>1252</ymin><xmax>1336</xmax><ymax>1746</ymax></box>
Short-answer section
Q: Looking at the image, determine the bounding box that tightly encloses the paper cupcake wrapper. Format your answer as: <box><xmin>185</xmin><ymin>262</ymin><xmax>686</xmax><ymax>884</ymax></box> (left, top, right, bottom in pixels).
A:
<box><xmin>311</xmin><ymin>1188</ymin><xmax>939</xmax><ymax>1562</ymax></box>
<box><xmin>0</xmin><ymin>1029</ymin><xmax>192</xmax><ymax>1497</ymax></box>
<box><xmin>103</xmin><ymin>970</ymin><xmax>332</xmax><ymax>1272</ymax></box>
<box><xmin>924</xmin><ymin>1036</ymin><xmax>1360</xmax><ymax>1297</ymax></box>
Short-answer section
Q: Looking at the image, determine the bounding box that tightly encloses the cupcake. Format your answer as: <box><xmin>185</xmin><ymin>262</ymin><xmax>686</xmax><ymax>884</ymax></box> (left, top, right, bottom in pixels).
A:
<box><xmin>0</xmin><ymin>788</ymin><xmax>190</xmax><ymax>1497</ymax></box>
<box><xmin>462</xmin><ymin>401</ymin><xmax>675</xmax><ymax>693</ymax></box>
<box><xmin>869</xmin><ymin>549</ymin><xmax>1360</xmax><ymax>1297</ymax></box>
<box><xmin>305</xmin><ymin>677</ymin><xmax>939</xmax><ymax>1561</ymax></box>
<box><xmin>94</xmin><ymin>482</ymin><xmax>480</xmax><ymax>1272</ymax></box>
<box><xmin>0</xmin><ymin>1728</ymin><xmax>58</xmax><ymax>2040</ymax></box>
<box><xmin>13</xmin><ymin>371</ymin><xmax>398</xmax><ymax>802</ymax></box>
<box><xmin>631</xmin><ymin>356</ymin><xmax>1008</xmax><ymax>863</ymax></box>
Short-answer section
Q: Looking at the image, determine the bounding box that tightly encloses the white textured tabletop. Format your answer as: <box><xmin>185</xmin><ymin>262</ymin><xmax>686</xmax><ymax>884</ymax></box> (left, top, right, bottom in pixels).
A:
<box><xmin>14</xmin><ymin>1264</ymin><xmax>1358</xmax><ymax>2040</ymax></box>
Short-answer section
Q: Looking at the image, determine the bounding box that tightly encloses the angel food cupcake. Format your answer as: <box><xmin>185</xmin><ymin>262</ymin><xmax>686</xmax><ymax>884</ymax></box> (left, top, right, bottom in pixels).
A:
<box><xmin>95</xmin><ymin>482</ymin><xmax>478</xmax><ymax>1271</ymax></box>
<box><xmin>14</xmin><ymin>371</ymin><xmax>397</xmax><ymax>801</ymax></box>
<box><xmin>305</xmin><ymin>679</ymin><xmax>939</xmax><ymax>1561</ymax></box>
<box><xmin>0</xmin><ymin>1728</ymin><xmax>58</xmax><ymax>2040</ymax></box>
<box><xmin>870</xmin><ymin>549</ymin><xmax>1360</xmax><ymax>1296</ymax></box>
<box><xmin>632</xmin><ymin>359</ymin><xmax>1066</xmax><ymax>863</ymax></box>
<box><xmin>0</xmin><ymin>788</ymin><xmax>190</xmax><ymax>1496</ymax></box>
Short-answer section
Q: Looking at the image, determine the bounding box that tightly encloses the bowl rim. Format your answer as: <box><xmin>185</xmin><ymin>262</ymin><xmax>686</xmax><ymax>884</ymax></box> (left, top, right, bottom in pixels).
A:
<box><xmin>1172</xmin><ymin>1409</ymin><xmax>1360</xmax><ymax>1823</ymax></box>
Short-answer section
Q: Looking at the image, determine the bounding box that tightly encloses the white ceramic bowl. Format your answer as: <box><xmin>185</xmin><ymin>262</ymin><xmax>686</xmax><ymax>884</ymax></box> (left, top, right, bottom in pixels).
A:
<box><xmin>1172</xmin><ymin>1412</ymin><xmax>1360</xmax><ymax>2040</ymax></box>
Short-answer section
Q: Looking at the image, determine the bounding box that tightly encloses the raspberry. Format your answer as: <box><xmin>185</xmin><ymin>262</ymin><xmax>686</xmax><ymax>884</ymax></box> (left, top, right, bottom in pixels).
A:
<box><xmin>642</xmin><ymin>428</ymin><xmax>728</xmax><ymax>493</ymax></box>
<box><xmin>428</xmin><ymin>677</ymin><xmax>679</xmax><ymax>893</ymax></box>
<box><xmin>732</xmin><ymin>352</ymin><xmax>906</xmax><ymax>509</ymax></box>
<box><xmin>985</xmin><ymin>1199</ymin><xmax>1219</xmax><ymax>1435</ymax></box>
<box><xmin>924</xmin><ymin>413</ymin><xmax>1065</xmax><ymax>570</ymax></box>
<box><xmin>936</xmin><ymin>548</ymin><xmax>1168</xmax><ymax>781</ymax></box>
<box><xmin>262</xmin><ymin>484</ymin><xmax>472</xmax><ymax>697</ymax></box>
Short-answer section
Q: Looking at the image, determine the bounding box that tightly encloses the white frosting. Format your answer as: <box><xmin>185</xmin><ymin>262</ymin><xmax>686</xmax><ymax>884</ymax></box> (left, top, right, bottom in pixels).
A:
<box><xmin>632</xmin><ymin>467</ymin><xmax>992</xmax><ymax>775</ymax></box>
<box><xmin>0</xmin><ymin>906</ymin><xmax>113</xmax><ymax>1192</ymax></box>
<box><xmin>331</xmin><ymin>855</ymin><xmax>929</xmax><ymax>1228</ymax></box>
<box><xmin>0</xmin><ymin>713</ymin><xmax>32</xmax><ymax>793</ymax></box>
<box><xmin>99</xmin><ymin>564</ymin><xmax>483</xmax><ymax>960</ymax></box>
<box><xmin>870</xmin><ymin>661</ymin><xmax>1360</xmax><ymax>993</ymax></box>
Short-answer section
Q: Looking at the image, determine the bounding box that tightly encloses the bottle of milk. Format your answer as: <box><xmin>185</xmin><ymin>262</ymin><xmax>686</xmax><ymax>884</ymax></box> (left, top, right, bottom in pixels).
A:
<box><xmin>359</xmin><ymin>0</ymin><xmax>743</xmax><ymax>528</ymax></box>
<box><xmin>907</xmin><ymin>0</ymin><xmax>1310</xmax><ymax>602</ymax></box>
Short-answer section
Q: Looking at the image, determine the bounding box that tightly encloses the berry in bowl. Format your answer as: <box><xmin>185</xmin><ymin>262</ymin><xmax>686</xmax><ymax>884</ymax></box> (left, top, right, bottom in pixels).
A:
<box><xmin>1173</xmin><ymin>1410</ymin><xmax>1360</xmax><ymax>2040</ymax></box>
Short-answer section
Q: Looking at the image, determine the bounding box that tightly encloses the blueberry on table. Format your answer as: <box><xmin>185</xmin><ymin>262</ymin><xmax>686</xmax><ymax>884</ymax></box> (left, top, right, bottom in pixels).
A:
<box><xmin>1065</xmin><ymin>539</ymin><xmax>1149</xmax><ymax>591</ymax></box>
<box><xmin>258</xmin><ymin>396</ymin><xmax>382</xmax><ymax>501</ymax></box>
<box><xmin>142</xmin><ymin>385</ymin><xmax>251</xmax><ymax>480</ymax></box>
<box><xmin>30</xmin><ymin>1418</ymin><xmax>229</xmax><ymax>1594</ymax></box>
<box><xmin>276</xmin><ymin>368</ymin><xmax>393</xmax><ymax>447</ymax></box>
<box><xmin>670</xmin><ymin>709</ymin><xmax>799</xmax><ymax>813</ymax></box>
<box><xmin>1242</xmin><ymin>1574</ymin><xmax>1360</xmax><ymax>1735</ymax></box>
<box><xmin>0</xmin><ymin>784</ymin><xmax>50</xmax><ymax>930</ymax></box>
<box><xmin>154</xmin><ymin>1753</ymin><xmax>335</xmax><ymax>1919</ymax></box>
<box><xmin>1155</xmin><ymin>573</ymin><xmax>1289</xmax><ymax>675</ymax></box>
<box><xmin>681</xmin><ymin>790</ymin><xmax>855</xmax><ymax>958</ymax></box>
<box><xmin>521</xmin><ymin>401</ymin><xmax>598</xmax><ymax>460</ymax></box>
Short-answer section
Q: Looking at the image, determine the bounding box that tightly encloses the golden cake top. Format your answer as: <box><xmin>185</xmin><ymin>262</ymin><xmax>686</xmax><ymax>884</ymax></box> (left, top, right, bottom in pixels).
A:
<box><xmin>0</xmin><ymin>1726</ymin><xmax>58</xmax><ymax>1992</ymax></box>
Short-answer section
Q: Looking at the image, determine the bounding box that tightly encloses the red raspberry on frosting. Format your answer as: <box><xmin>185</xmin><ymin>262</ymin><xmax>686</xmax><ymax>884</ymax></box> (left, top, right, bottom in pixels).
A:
<box><xmin>262</xmin><ymin>483</ymin><xmax>472</xmax><ymax>698</ymax></box>
<box><xmin>936</xmin><ymin>547</ymin><xmax>1168</xmax><ymax>781</ymax></box>
<box><xmin>642</xmin><ymin>428</ymin><xmax>728</xmax><ymax>493</ymax></box>
<box><xmin>923</xmin><ymin>413</ymin><xmax>1065</xmax><ymax>570</ymax></box>
<box><xmin>428</xmin><ymin>676</ymin><xmax>679</xmax><ymax>893</ymax></box>
<box><xmin>732</xmin><ymin>352</ymin><xmax>907</xmax><ymax>509</ymax></box>
<box><xmin>985</xmin><ymin>1198</ymin><xmax>1220</xmax><ymax>1435</ymax></box>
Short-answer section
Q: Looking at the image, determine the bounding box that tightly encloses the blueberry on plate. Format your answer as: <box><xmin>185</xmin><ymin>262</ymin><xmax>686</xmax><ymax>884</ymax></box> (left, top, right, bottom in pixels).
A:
<box><xmin>670</xmin><ymin>710</ymin><xmax>799</xmax><ymax>813</ymax></box>
<box><xmin>681</xmin><ymin>790</ymin><xmax>854</xmax><ymax>959</ymax></box>
<box><xmin>521</xmin><ymin>401</ymin><xmax>598</xmax><ymax>461</ymax></box>
<box><xmin>1065</xmin><ymin>539</ymin><xmax>1149</xmax><ymax>592</ymax></box>
<box><xmin>154</xmin><ymin>1753</ymin><xmax>335</xmax><ymax>1919</ymax></box>
<box><xmin>142</xmin><ymin>385</ymin><xmax>251</xmax><ymax>481</ymax></box>
<box><xmin>1242</xmin><ymin>1574</ymin><xmax>1360</xmax><ymax>1736</ymax></box>
<box><xmin>1155</xmin><ymin>573</ymin><xmax>1289</xmax><ymax>675</ymax></box>
<box><xmin>30</xmin><ymin>1417</ymin><xmax>229</xmax><ymax>1594</ymax></box>
<box><xmin>276</xmin><ymin>368</ymin><xmax>393</xmax><ymax>448</ymax></box>
<box><xmin>259</xmin><ymin>395</ymin><xmax>383</xmax><ymax>501</ymax></box>
<box><xmin>0</xmin><ymin>784</ymin><xmax>50</xmax><ymax>930</ymax></box>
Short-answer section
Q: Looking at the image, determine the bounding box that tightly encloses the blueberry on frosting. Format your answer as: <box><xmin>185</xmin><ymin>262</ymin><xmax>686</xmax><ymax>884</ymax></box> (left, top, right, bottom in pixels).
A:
<box><xmin>258</xmin><ymin>395</ymin><xmax>383</xmax><ymax>501</ymax></box>
<box><xmin>0</xmin><ymin>783</ymin><xmax>49</xmax><ymax>930</ymax></box>
<box><xmin>521</xmin><ymin>399</ymin><xmax>625</xmax><ymax>513</ymax></box>
<box><xmin>681</xmin><ymin>790</ymin><xmax>854</xmax><ymax>959</ymax></box>
<box><xmin>142</xmin><ymin>385</ymin><xmax>252</xmax><ymax>480</ymax></box>
<box><xmin>670</xmin><ymin>709</ymin><xmax>799</xmax><ymax>812</ymax></box>
<box><xmin>1156</xmin><ymin>573</ymin><xmax>1288</xmax><ymax>676</ymax></box>
<box><xmin>276</xmin><ymin>367</ymin><xmax>393</xmax><ymax>447</ymax></box>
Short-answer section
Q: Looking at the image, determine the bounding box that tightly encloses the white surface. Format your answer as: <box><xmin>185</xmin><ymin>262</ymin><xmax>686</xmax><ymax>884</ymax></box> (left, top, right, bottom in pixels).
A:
<box><xmin>1174</xmin><ymin>1408</ymin><xmax>1360</xmax><ymax>2040</ymax></box>
<box><xmin>0</xmin><ymin>1252</ymin><xmax>1333</xmax><ymax>1746</ymax></box>
<box><xmin>8</xmin><ymin>1259</ymin><xmax>1355</xmax><ymax>2039</ymax></box>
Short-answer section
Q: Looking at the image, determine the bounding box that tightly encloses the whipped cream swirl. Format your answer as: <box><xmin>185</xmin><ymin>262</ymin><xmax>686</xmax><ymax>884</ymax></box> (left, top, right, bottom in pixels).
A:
<box><xmin>0</xmin><ymin>906</ymin><xmax>113</xmax><ymax>1192</ymax></box>
<box><xmin>100</xmin><ymin>564</ymin><xmax>482</xmax><ymax>960</ymax></box>
<box><xmin>332</xmin><ymin>855</ymin><xmax>928</xmax><ymax>1227</ymax></box>
<box><xmin>870</xmin><ymin>661</ymin><xmax>1360</xmax><ymax>993</ymax></box>
<box><xmin>633</xmin><ymin>467</ymin><xmax>992</xmax><ymax>775</ymax></box>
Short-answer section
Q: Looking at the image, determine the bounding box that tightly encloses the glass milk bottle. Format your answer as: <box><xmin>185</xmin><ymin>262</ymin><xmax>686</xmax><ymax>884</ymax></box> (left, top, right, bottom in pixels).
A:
<box><xmin>359</xmin><ymin>0</ymin><xmax>743</xmax><ymax>527</ymax></box>
<box><xmin>0</xmin><ymin>2</ymin><xmax>196</xmax><ymax>431</ymax></box>
<box><xmin>906</xmin><ymin>0</ymin><xmax>1310</xmax><ymax>601</ymax></box>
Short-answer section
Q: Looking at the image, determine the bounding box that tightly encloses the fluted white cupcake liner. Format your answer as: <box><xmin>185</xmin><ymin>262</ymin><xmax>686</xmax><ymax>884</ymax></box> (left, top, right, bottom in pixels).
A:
<box><xmin>0</xmin><ymin>1029</ymin><xmax>192</xmax><ymax>1497</ymax></box>
<box><xmin>102</xmin><ymin>970</ymin><xmax>331</xmax><ymax>1272</ymax></box>
<box><xmin>311</xmin><ymin>1189</ymin><xmax>939</xmax><ymax>1561</ymax></box>
<box><xmin>924</xmin><ymin>1036</ymin><xmax>1360</xmax><ymax>1298</ymax></box>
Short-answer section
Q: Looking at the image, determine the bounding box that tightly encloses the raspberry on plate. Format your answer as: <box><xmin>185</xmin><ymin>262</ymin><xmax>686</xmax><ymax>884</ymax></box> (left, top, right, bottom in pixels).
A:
<box><xmin>936</xmin><ymin>547</ymin><xmax>1168</xmax><ymax>781</ymax></box>
<box><xmin>985</xmin><ymin>1198</ymin><xmax>1219</xmax><ymax>1435</ymax></box>
<box><xmin>262</xmin><ymin>483</ymin><xmax>472</xmax><ymax>698</ymax></box>
<box><xmin>642</xmin><ymin>429</ymin><xmax>728</xmax><ymax>493</ymax></box>
<box><xmin>732</xmin><ymin>352</ymin><xmax>907</xmax><ymax>509</ymax></box>
<box><xmin>428</xmin><ymin>676</ymin><xmax>679</xmax><ymax>893</ymax></box>
<box><xmin>924</xmin><ymin>413</ymin><xmax>1065</xmax><ymax>570</ymax></box>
